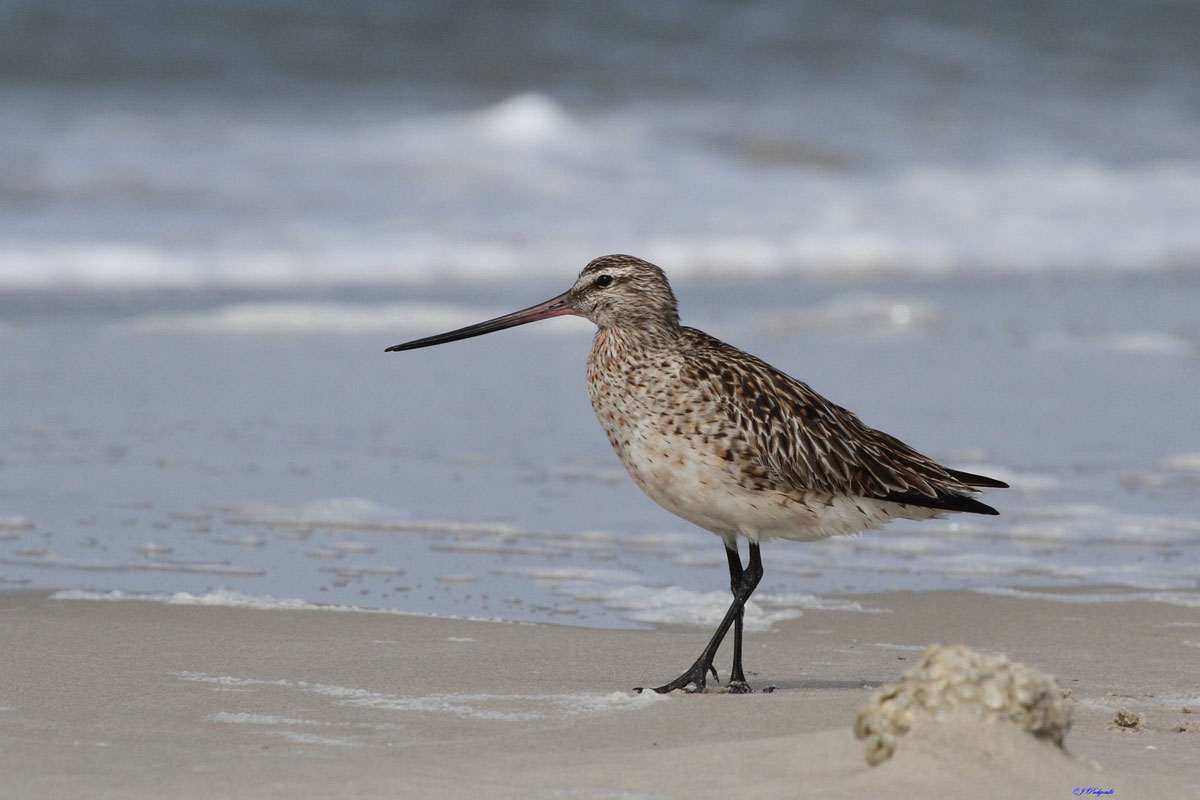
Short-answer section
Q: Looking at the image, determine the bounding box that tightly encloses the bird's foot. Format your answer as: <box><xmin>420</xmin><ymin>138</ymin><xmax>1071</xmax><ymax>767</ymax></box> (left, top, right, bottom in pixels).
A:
<box><xmin>725</xmin><ymin>681</ymin><xmax>777</xmax><ymax>694</ymax></box>
<box><xmin>636</xmin><ymin>662</ymin><xmax>718</xmax><ymax>694</ymax></box>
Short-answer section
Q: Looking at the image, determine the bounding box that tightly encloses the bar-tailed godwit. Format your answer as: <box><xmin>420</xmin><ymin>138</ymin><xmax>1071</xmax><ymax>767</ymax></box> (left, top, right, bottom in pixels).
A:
<box><xmin>387</xmin><ymin>254</ymin><xmax>1007</xmax><ymax>693</ymax></box>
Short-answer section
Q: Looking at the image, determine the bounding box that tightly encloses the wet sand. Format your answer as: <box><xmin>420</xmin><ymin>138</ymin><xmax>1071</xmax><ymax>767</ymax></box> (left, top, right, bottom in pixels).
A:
<box><xmin>1</xmin><ymin>588</ymin><xmax>1196</xmax><ymax>799</ymax></box>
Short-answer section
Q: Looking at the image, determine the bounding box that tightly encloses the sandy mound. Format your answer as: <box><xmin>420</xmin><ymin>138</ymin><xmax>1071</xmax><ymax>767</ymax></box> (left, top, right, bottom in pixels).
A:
<box><xmin>855</xmin><ymin>644</ymin><xmax>1073</xmax><ymax>766</ymax></box>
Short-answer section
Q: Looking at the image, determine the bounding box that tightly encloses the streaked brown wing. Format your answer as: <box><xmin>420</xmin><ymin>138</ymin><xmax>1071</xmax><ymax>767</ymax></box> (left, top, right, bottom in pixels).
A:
<box><xmin>681</xmin><ymin>330</ymin><xmax>1004</xmax><ymax>515</ymax></box>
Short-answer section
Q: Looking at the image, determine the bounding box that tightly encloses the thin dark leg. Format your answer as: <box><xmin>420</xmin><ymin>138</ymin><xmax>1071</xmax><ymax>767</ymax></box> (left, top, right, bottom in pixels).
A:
<box><xmin>726</xmin><ymin>544</ymin><xmax>749</xmax><ymax>692</ymax></box>
<box><xmin>642</xmin><ymin>542</ymin><xmax>763</xmax><ymax>694</ymax></box>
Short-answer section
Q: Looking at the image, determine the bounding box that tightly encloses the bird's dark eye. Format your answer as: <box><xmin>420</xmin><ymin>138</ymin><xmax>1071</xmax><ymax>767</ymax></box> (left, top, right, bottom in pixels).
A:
<box><xmin>595</xmin><ymin>274</ymin><xmax>613</xmax><ymax>288</ymax></box>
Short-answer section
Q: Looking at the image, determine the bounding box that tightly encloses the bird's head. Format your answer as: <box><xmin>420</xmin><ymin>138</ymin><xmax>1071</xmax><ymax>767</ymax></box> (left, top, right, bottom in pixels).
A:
<box><xmin>566</xmin><ymin>254</ymin><xmax>679</xmax><ymax>331</ymax></box>
<box><xmin>385</xmin><ymin>254</ymin><xmax>679</xmax><ymax>353</ymax></box>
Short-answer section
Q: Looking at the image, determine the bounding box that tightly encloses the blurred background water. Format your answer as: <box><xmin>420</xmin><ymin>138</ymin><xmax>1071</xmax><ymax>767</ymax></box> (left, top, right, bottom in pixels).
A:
<box><xmin>1</xmin><ymin>1</ymin><xmax>1198</xmax><ymax>627</ymax></box>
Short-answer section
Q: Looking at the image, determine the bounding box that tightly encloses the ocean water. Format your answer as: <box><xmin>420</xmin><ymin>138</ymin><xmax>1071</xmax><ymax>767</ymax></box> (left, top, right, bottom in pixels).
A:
<box><xmin>1</xmin><ymin>1</ymin><xmax>1198</xmax><ymax>627</ymax></box>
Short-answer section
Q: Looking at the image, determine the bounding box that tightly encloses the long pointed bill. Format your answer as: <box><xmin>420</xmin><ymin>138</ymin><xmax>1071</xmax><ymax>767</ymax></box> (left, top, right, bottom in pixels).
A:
<box><xmin>385</xmin><ymin>291</ymin><xmax>576</xmax><ymax>352</ymax></box>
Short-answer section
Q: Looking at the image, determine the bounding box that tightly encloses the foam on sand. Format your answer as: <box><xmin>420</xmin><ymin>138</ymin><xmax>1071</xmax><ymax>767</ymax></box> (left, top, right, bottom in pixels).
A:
<box><xmin>274</xmin><ymin>732</ymin><xmax>355</xmax><ymax>747</ymax></box>
<box><xmin>210</xmin><ymin>712</ymin><xmax>315</xmax><ymax>726</ymax></box>
<box><xmin>499</xmin><ymin>565</ymin><xmax>886</xmax><ymax>629</ymax></box>
<box><xmin>179</xmin><ymin>671</ymin><xmax>664</xmax><ymax>722</ymax></box>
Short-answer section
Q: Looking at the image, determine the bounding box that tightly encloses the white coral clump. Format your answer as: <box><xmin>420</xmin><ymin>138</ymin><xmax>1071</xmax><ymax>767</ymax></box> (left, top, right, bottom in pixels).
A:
<box><xmin>854</xmin><ymin>644</ymin><xmax>1072</xmax><ymax>766</ymax></box>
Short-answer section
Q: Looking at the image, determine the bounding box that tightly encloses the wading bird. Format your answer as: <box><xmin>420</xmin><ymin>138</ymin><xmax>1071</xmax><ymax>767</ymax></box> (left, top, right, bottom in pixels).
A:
<box><xmin>387</xmin><ymin>255</ymin><xmax>1006</xmax><ymax>693</ymax></box>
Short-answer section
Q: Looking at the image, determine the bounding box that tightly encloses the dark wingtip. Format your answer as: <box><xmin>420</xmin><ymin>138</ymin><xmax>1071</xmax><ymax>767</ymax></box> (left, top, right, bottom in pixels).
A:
<box><xmin>879</xmin><ymin>490</ymin><xmax>1001</xmax><ymax>516</ymax></box>
<box><xmin>971</xmin><ymin>500</ymin><xmax>1001</xmax><ymax>516</ymax></box>
<box><xmin>931</xmin><ymin>491</ymin><xmax>998</xmax><ymax>515</ymax></box>
<box><xmin>931</xmin><ymin>494</ymin><xmax>998</xmax><ymax>520</ymax></box>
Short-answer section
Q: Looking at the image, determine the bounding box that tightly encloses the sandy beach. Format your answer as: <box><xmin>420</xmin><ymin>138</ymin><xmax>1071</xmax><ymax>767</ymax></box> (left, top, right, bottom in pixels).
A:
<box><xmin>3</xmin><ymin>5</ymin><xmax>1199</xmax><ymax>797</ymax></box>
<box><xmin>2</xmin><ymin>587</ymin><xmax>1196</xmax><ymax>799</ymax></box>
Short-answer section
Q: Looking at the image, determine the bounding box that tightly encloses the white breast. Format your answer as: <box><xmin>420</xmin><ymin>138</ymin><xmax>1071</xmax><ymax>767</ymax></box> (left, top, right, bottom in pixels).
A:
<box><xmin>586</xmin><ymin>333</ymin><xmax>939</xmax><ymax>543</ymax></box>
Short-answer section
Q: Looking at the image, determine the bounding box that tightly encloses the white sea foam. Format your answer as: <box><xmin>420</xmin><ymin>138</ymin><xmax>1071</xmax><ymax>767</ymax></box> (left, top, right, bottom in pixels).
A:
<box><xmin>754</xmin><ymin>593</ymin><xmax>890</xmax><ymax>614</ymax></box>
<box><xmin>1165</xmin><ymin>453</ymin><xmax>1200</xmax><ymax>472</ymax></box>
<box><xmin>0</xmin><ymin>516</ymin><xmax>33</xmax><ymax>530</ymax></box>
<box><xmin>1035</xmin><ymin>330</ymin><xmax>1195</xmax><ymax>357</ymax></box>
<box><xmin>119</xmin><ymin>302</ymin><xmax>592</xmax><ymax>335</ymax></box>
<box><xmin>319</xmin><ymin>566</ymin><xmax>405</xmax><ymax>578</ymax></box>
<box><xmin>997</xmin><ymin>504</ymin><xmax>1200</xmax><ymax>544</ymax></box>
<box><xmin>430</xmin><ymin>541</ymin><xmax>565</xmax><ymax>558</ymax></box>
<box><xmin>506</xmin><ymin>566</ymin><xmax>644</xmax><ymax>585</ymax></box>
<box><xmin>52</xmin><ymin>589</ymin><xmax>402</xmax><ymax>612</ymax></box>
<box><xmin>471</xmin><ymin>93</ymin><xmax>581</xmax><ymax>146</ymax></box>
<box><xmin>925</xmin><ymin>553</ymin><xmax>1192</xmax><ymax>588</ymax></box>
<box><xmin>1123</xmin><ymin>453</ymin><xmax>1200</xmax><ymax>493</ymax></box>
<box><xmin>756</xmin><ymin>293</ymin><xmax>942</xmax><ymax>337</ymax></box>
<box><xmin>974</xmin><ymin>587</ymin><xmax>1200</xmax><ymax>608</ymax></box>
<box><xmin>50</xmin><ymin>589</ymin><xmax>511</xmax><ymax>622</ymax></box>
<box><xmin>5</xmin><ymin>558</ymin><xmax>263</xmax><ymax>576</ymax></box>
<box><xmin>435</xmin><ymin>574</ymin><xmax>478</xmax><ymax>584</ymax></box>
<box><xmin>230</xmin><ymin>498</ymin><xmax>525</xmax><ymax>539</ymax></box>
<box><xmin>496</xmin><ymin>564</ymin><xmax>883</xmax><ymax>628</ymax></box>
<box><xmin>1105</xmin><ymin>332</ymin><xmax>1194</xmax><ymax>356</ymax></box>
<box><xmin>625</xmin><ymin>531</ymin><xmax>697</xmax><ymax>551</ymax></box>
<box><xmin>232</xmin><ymin>497</ymin><xmax>404</xmax><ymax>527</ymax></box>
<box><xmin>329</xmin><ymin>541</ymin><xmax>375</xmax><ymax>555</ymax></box>
<box><xmin>851</xmin><ymin>535</ymin><xmax>955</xmax><ymax>555</ymax></box>
<box><xmin>5</xmin><ymin>128</ymin><xmax>1200</xmax><ymax>291</ymax></box>
<box><xmin>953</xmin><ymin>465</ymin><xmax>1058</xmax><ymax>493</ymax></box>
<box><xmin>542</xmin><ymin>465</ymin><xmax>629</xmax><ymax>486</ymax></box>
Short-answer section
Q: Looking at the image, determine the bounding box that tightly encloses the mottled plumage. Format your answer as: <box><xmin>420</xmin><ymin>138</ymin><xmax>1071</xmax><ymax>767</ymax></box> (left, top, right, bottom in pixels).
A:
<box><xmin>580</xmin><ymin>255</ymin><xmax>1001</xmax><ymax>546</ymax></box>
<box><xmin>388</xmin><ymin>253</ymin><xmax>1007</xmax><ymax>693</ymax></box>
